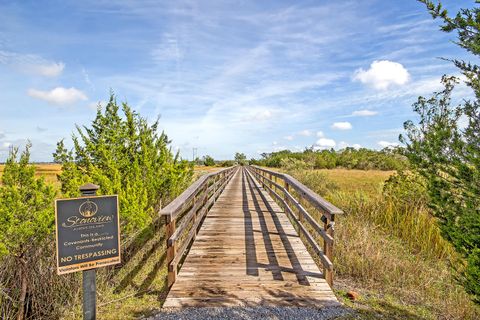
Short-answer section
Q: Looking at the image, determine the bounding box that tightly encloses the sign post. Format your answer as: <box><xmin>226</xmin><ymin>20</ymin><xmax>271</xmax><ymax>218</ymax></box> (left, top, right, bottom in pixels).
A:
<box><xmin>55</xmin><ymin>183</ymin><xmax>121</xmax><ymax>320</ymax></box>
<box><xmin>80</xmin><ymin>183</ymin><xmax>99</xmax><ymax>320</ymax></box>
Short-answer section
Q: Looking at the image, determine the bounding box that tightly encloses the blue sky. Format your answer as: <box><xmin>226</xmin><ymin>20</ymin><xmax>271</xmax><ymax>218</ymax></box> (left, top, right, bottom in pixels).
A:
<box><xmin>0</xmin><ymin>0</ymin><xmax>475</xmax><ymax>161</ymax></box>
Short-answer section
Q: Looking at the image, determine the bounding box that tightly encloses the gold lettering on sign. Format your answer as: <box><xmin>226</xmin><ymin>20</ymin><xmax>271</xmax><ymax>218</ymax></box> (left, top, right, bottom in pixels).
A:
<box><xmin>62</xmin><ymin>215</ymin><xmax>114</xmax><ymax>228</ymax></box>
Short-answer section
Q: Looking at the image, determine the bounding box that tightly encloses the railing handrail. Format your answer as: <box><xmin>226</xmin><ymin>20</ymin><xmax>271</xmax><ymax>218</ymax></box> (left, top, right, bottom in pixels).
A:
<box><xmin>246</xmin><ymin>165</ymin><xmax>341</xmax><ymax>287</ymax></box>
<box><xmin>164</xmin><ymin>165</ymin><xmax>238</xmax><ymax>287</ymax></box>
<box><xmin>160</xmin><ymin>166</ymin><xmax>237</xmax><ymax>220</ymax></box>
<box><xmin>250</xmin><ymin>165</ymin><xmax>343</xmax><ymax>218</ymax></box>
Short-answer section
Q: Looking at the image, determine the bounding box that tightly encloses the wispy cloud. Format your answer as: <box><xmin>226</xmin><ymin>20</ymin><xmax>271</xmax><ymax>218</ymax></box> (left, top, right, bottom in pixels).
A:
<box><xmin>352</xmin><ymin>109</ymin><xmax>378</xmax><ymax>117</ymax></box>
<box><xmin>0</xmin><ymin>50</ymin><xmax>64</xmax><ymax>77</ymax></box>
<box><xmin>151</xmin><ymin>33</ymin><xmax>183</xmax><ymax>63</ymax></box>
<box><xmin>0</xmin><ymin>0</ymin><xmax>471</xmax><ymax>160</ymax></box>
<box><xmin>299</xmin><ymin>129</ymin><xmax>312</xmax><ymax>136</ymax></box>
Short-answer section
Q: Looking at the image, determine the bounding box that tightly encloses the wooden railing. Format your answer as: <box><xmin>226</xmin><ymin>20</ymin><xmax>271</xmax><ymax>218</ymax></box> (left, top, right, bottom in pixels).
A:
<box><xmin>246</xmin><ymin>165</ymin><xmax>343</xmax><ymax>287</ymax></box>
<box><xmin>160</xmin><ymin>166</ymin><xmax>238</xmax><ymax>286</ymax></box>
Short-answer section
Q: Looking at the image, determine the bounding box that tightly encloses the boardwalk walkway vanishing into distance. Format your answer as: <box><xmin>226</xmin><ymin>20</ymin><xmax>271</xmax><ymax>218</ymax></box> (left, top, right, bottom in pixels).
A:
<box><xmin>161</xmin><ymin>166</ymin><xmax>342</xmax><ymax>308</ymax></box>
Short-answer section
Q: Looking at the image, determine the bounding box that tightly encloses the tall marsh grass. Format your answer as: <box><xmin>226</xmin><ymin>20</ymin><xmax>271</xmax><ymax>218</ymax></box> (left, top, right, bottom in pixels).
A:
<box><xmin>285</xmin><ymin>168</ymin><xmax>479</xmax><ymax>319</ymax></box>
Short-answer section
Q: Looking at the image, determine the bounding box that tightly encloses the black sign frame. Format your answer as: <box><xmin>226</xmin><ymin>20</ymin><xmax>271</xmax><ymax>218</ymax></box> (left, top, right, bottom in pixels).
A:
<box><xmin>55</xmin><ymin>195</ymin><xmax>121</xmax><ymax>275</ymax></box>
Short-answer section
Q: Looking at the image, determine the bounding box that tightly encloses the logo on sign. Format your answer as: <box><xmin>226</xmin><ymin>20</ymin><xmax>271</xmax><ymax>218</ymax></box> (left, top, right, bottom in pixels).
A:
<box><xmin>79</xmin><ymin>200</ymin><xmax>98</xmax><ymax>218</ymax></box>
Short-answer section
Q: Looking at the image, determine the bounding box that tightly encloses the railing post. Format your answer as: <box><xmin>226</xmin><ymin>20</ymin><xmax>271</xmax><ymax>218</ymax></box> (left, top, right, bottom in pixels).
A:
<box><xmin>166</xmin><ymin>215</ymin><xmax>177</xmax><ymax>287</ymax></box>
<box><xmin>213</xmin><ymin>175</ymin><xmax>217</xmax><ymax>203</ymax></box>
<box><xmin>203</xmin><ymin>182</ymin><xmax>208</xmax><ymax>210</ymax></box>
<box><xmin>192</xmin><ymin>193</ymin><xmax>198</xmax><ymax>240</ymax></box>
<box><xmin>283</xmin><ymin>182</ymin><xmax>290</xmax><ymax>212</ymax></box>
<box><xmin>328</xmin><ymin>216</ymin><xmax>334</xmax><ymax>286</ymax></box>
<box><xmin>323</xmin><ymin>214</ymin><xmax>333</xmax><ymax>287</ymax></box>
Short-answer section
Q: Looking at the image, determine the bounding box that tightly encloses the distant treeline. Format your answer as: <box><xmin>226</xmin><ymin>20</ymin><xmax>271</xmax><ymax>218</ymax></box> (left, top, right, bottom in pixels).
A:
<box><xmin>249</xmin><ymin>148</ymin><xmax>408</xmax><ymax>171</ymax></box>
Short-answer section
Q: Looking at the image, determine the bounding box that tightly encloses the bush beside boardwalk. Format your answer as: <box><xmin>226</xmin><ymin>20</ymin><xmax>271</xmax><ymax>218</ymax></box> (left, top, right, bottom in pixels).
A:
<box><xmin>0</xmin><ymin>96</ymin><xmax>194</xmax><ymax>320</ymax></box>
<box><xmin>282</xmin><ymin>167</ymin><xmax>479</xmax><ymax>319</ymax></box>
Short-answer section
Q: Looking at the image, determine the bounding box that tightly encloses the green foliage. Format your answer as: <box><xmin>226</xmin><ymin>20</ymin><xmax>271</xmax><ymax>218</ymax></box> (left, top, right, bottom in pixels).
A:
<box><xmin>279</xmin><ymin>157</ymin><xmax>312</xmax><ymax>171</ymax></box>
<box><xmin>234</xmin><ymin>152</ymin><xmax>248</xmax><ymax>165</ymax></box>
<box><xmin>219</xmin><ymin>160</ymin><xmax>235</xmax><ymax>167</ymax></box>
<box><xmin>203</xmin><ymin>155</ymin><xmax>215</xmax><ymax>166</ymax></box>
<box><xmin>0</xmin><ymin>143</ymin><xmax>56</xmax><ymax>258</ymax></box>
<box><xmin>53</xmin><ymin>94</ymin><xmax>193</xmax><ymax>237</ymax></box>
<box><xmin>383</xmin><ymin>170</ymin><xmax>428</xmax><ymax>209</ymax></box>
<box><xmin>405</xmin><ymin>1</ymin><xmax>480</xmax><ymax>303</ymax></box>
<box><xmin>0</xmin><ymin>144</ymin><xmax>67</xmax><ymax>320</ymax></box>
<box><xmin>256</xmin><ymin>147</ymin><xmax>407</xmax><ymax>170</ymax></box>
<box><xmin>248</xmin><ymin>158</ymin><xmax>262</xmax><ymax>166</ymax></box>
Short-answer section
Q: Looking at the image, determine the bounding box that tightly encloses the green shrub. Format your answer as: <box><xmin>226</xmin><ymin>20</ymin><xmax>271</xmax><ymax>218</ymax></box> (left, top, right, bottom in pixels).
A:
<box><xmin>280</xmin><ymin>158</ymin><xmax>312</xmax><ymax>171</ymax></box>
<box><xmin>219</xmin><ymin>160</ymin><xmax>235</xmax><ymax>167</ymax></box>
<box><xmin>53</xmin><ymin>94</ymin><xmax>193</xmax><ymax>239</ymax></box>
<box><xmin>256</xmin><ymin>148</ymin><xmax>408</xmax><ymax>171</ymax></box>
<box><xmin>0</xmin><ymin>144</ymin><xmax>74</xmax><ymax>319</ymax></box>
<box><xmin>414</xmin><ymin>1</ymin><xmax>480</xmax><ymax>303</ymax></box>
<box><xmin>203</xmin><ymin>155</ymin><xmax>215</xmax><ymax>166</ymax></box>
<box><xmin>234</xmin><ymin>152</ymin><xmax>248</xmax><ymax>166</ymax></box>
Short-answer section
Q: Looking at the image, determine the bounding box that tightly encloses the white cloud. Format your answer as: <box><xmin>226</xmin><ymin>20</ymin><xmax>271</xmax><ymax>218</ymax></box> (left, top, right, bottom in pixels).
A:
<box><xmin>299</xmin><ymin>129</ymin><xmax>312</xmax><ymax>136</ymax></box>
<box><xmin>241</xmin><ymin>108</ymin><xmax>281</xmax><ymax>122</ymax></box>
<box><xmin>273</xmin><ymin>145</ymin><xmax>289</xmax><ymax>152</ymax></box>
<box><xmin>1</xmin><ymin>142</ymin><xmax>11</xmax><ymax>150</ymax></box>
<box><xmin>353</xmin><ymin>60</ymin><xmax>410</xmax><ymax>90</ymax></box>
<box><xmin>378</xmin><ymin>140</ymin><xmax>399</xmax><ymax>148</ymax></box>
<box><xmin>284</xmin><ymin>135</ymin><xmax>294</xmax><ymax>141</ymax></box>
<box><xmin>331</xmin><ymin>121</ymin><xmax>352</xmax><ymax>130</ymax></box>
<box><xmin>316</xmin><ymin>131</ymin><xmax>324</xmax><ymax>138</ymax></box>
<box><xmin>314</xmin><ymin>138</ymin><xmax>336</xmax><ymax>149</ymax></box>
<box><xmin>339</xmin><ymin>141</ymin><xmax>362</xmax><ymax>149</ymax></box>
<box><xmin>31</xmin><ymin>62</ymin><xmax>65</xmax><ymax>77</ymax></box>
<box><xmin>0</xmin><ymin>50</ymin><xmax>64</xmax><ymax>77</ymax></box>
<box><xmin>28</xmin><ymin>87</ymin><xmax>88</xmax><ymax>105</ymax></box>
<box><xmin>352</xmin><ymin>109</ymin><xmax>378</xmax><ymax>117</ymax></box>
<box><xmin>87</xmin><ymin>100</ymin><xmax>106</xmax><ymax>110</ymax></box>
<box><xmin>458</xmin><ymin>114</ymin><xmax>469</xmax><ymax>129</ymax></box>
<box><xmin>151</xmin><ymin>33</ymin><xmax>183</xmax><ymax>63</ymax></box>
<box><xmin>82</xmin><ymin>68</ymin><xmax>94</xmax><ymax>88</ymax></box>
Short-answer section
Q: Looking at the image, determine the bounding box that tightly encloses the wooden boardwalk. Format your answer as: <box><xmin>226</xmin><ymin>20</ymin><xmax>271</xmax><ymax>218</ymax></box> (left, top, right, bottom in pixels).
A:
<box><xmin>163</xmin><ymin>167</ymin><xmax>339</xmax><ymax>308</ymax></box>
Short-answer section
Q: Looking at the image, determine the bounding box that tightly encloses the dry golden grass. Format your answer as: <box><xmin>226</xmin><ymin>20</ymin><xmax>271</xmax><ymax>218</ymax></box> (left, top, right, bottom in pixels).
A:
<box><xmin>286</xmin><ymin>168</ymin><xmax>479</xmax><ymax>319</ymax></box>
<box><xmin>0</xmin><ymin>164</ymin><xmax>217</xmax><ymax>188</ymax></box>
<box><xmin>6</xmin><ymin>165</ymin><xmax>475</xmax><ymax>318</ymax></box>
<box><xmin>0</xmin><ymin>163</ymin><xmax>61</xmax><ymax>185</ymax></box>
<box><xmin>317</xmin><ymin>168</ymin><xmax>394</xmax><ymax>194</ymax></box>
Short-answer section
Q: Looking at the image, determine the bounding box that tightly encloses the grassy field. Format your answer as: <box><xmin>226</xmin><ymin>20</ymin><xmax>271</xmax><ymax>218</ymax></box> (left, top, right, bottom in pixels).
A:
<box><xmin>0</xmin><ymin>164</ymin><xmax>218</xmax><ymax>187</ymax></box>
<box><xmin>285</xmin><ymin>168</ymin><xmax>479</xmax><ymax>319</ymax></box>
<box><xmin>0</xmin><ymin>163</ymin><xmax>61</xmax><ymax>186</ymax></box>
<box><xmin>317</xmin><ymin>169</ymin><xmax>393</xmax><ymax>194</ymax></box>
<box><xmin>3</xmin><ymin>165</ymin><xmax>478</xmax><ymax>319</ymax></box>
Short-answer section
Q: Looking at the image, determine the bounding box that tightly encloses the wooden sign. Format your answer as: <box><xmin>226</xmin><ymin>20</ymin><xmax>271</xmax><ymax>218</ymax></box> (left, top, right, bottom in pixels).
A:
<box><xmin>55</xmin><ymin>195</ymin><xmax>121</xmax><ymax>275</ymax></box>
